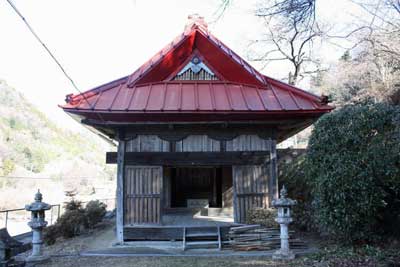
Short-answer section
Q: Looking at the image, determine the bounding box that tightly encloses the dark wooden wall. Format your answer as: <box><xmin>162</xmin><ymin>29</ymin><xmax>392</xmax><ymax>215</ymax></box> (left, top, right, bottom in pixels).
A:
<box><xmin>122</xmin><ymin>134</ymin><xmax>274</xmax><ymax>226</ymax></box>
<box><xmin>175</xmin><ymin>135</ymin><xmax>220</xmax><ymax>152</ymax></box>
<box><xmin>124</xmin><ymin>166</ymin><xmax>162</xmax><ymax>225</ymax></box>
<box><xmin>221</xmin><ymin>166</ymin><xmax>233</xmax><ymax>208</ymax></box>
<box><xmin>232</xmin><ymin>165</ymin><xmax>269</xmax><ymax>223</ymax></box>
<box><xmin>226</xmin><ymin>135</ymin><xmax>271</xmax><ymax>223</ymax></box>
<box><xmin>126</xmin><ymin>135</ymin><xmax>169</xmax><ymax>152</ymax></box>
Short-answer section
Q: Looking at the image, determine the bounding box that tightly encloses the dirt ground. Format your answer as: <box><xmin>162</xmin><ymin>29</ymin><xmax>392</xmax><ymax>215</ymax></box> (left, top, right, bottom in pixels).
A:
<box><xmin>18</xmin><ymin>221</ymin><xmax>309</xmax><ymax>267</ymax></box>
<box><xmin>37</xmin><ymin>256</ymin><xmax>296</xmax><ymax>267</ymax></box>
<box><xmin>20</xmin><ymin>220</ymin><xmax>397</xmax><ymax>267</ymax></box>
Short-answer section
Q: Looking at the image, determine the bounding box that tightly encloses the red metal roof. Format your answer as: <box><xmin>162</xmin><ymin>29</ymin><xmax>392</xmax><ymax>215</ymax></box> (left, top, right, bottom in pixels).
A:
<box><xmin>63</xmin><ymin>80</ymin><xmax>330</xmax><ymax>113</ymax></box>
<box><xmin>125</xmin><ymin>19</ymin><xmax>267</xmax><ymax>88</ymax></box>
<box><xmin>60</xmin><ymin>16</ymin><xmax>333</xmax><ymax>124</ymax></box>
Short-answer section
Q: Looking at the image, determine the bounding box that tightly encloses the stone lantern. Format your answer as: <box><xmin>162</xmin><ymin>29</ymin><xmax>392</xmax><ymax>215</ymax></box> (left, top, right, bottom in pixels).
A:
<box><xmin>25</xmin><ymin>190</ymin><xmax>51</xmax><ymax>263</ymax></box>
<box><xmin>271</xmin><ymin>185</ymin><xmax>297</xmax><ymax>260</ymax></box>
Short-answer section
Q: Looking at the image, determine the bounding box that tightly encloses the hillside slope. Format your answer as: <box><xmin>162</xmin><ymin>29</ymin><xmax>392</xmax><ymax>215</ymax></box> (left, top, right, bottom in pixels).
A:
<box><xmin>0</xmin><ymin>80</ymin><xmax>116</xmax><ymax>209</ymax></box>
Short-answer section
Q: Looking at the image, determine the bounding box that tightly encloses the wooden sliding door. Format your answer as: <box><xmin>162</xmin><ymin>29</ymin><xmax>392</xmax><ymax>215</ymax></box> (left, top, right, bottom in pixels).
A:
<box><xmin>232</xmin><ymin>165</ymin><xmax>269</xmax><ymax>223</ymax></box>
<box><xmin>124</xmin><ymin>166</ymin><xmax>163</xmax><ymax>225</ymax></box>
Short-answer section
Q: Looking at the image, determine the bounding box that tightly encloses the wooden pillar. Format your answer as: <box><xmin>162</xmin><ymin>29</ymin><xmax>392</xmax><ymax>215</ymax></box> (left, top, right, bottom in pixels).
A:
<box><xmin>116</xmin><ymin>131</ymin><xmax>125</xmax><ymax>243</ymax></box>
<box><xmin>269</xmin><ymin>139</ymin><xmax>278</xmax><ymax>205</ymax></box>
<box><xmin>232</xmin><ymin>166</ymin><xmax>238</xmax><ymax>223</ymax></box>
<box><xmin>212</xmin><ymin>168</ymin><xmax>217</xmax><ymax>206</ymax></box>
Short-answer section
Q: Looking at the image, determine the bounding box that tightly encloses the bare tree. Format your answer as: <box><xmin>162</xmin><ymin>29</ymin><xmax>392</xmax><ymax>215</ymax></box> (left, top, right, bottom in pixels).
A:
<box><xmin>256</xmin><ymin>0</ymin><xmax>316</xmax><ymax>29</ymax></box>
<box><xmin>248</xmin><ymin>0</ymin><xmax>323</xmax><ymax>85</ymax></box>
<box><xmin>349</xmin><ymin>0</ymin><xmax>400</xmax><ymax>104</ymax></box>
<box><xmin>211</xmin><ymin>0</ymin><xmax>233</xmax><ymax>24</ymax></box>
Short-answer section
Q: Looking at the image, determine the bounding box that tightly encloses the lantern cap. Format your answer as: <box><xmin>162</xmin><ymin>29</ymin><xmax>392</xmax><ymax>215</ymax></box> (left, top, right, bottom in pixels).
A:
<box><xmin>272</xmin><ymin>185</ymin><xmax>297</xmax><ymax>208</ymax></box>
<box><xmin>25</xmin><ymin>189</ymin><xmax>51</xmax><ymax>211</ymax></box>
<box><xmin>35</xmin><ymin>189</ymin><xmax>42</xmax><ymax>202</ymax></box>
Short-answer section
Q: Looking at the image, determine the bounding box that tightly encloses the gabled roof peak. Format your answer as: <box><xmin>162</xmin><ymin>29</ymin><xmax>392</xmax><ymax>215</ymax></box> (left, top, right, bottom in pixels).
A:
<box><xmin>126</xmin><ymin>16</ymin><xmax>269</xmax><ymax>88</ymax></box>
<box><xmin>184</xmin><ymin>14</ymin><xmax>208</xmax><ymax>34</ymax></box>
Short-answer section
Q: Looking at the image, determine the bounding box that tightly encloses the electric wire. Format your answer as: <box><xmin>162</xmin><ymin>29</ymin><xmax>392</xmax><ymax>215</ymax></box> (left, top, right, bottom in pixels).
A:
<box><xmin>5</xmin><ymin>0</ymin><xmax>107</xmax><ymax>124</ymax></box>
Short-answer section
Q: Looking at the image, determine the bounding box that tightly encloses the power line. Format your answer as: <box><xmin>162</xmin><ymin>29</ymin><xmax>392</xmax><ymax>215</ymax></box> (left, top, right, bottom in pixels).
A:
<box><xmin>5</xmin><ymin>0</ymin><xmax>107</xmax><ymax>124</ymax></box>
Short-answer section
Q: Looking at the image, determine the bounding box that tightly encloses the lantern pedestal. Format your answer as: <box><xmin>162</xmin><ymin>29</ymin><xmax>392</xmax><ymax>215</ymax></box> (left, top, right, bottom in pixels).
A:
<box><xmin>271</xmin><ymin>185</ymin><xmax>297</xmax><ymax>260</ymax></box>
<box><xmin>25</xmin><ymin>222</ymin><xmax>49</xmax><ymax>263</ymax></box>
<box><xmin>25</xmin><ymin>190</ymin><xmax>51</xmax><ymax>263</ymax></box>
<box><xmin>273</xmin><ymin>249</ymin><xmax>295</xmax><ymax>260</ymax></box>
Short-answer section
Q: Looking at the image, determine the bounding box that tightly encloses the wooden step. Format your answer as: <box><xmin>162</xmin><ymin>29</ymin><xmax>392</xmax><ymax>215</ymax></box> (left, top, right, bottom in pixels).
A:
<box><xmin>183</xmin><ymin>226</ymin><xmax>223</xmax><ymax>250</ymax></box>
<box><xmin>185</xmin><ymin>240</ymin><xmax>219</xmax><ymax>249</ymax></box>
<box><xmin>185</xmin><ymin>226</ymin><xmax>218</xmax><ymax>238</ymax></box>
<box><xmin>186</xmin><ymin>226</ymin><xmax>218</xmax><ymax>233</ymax></box>
<box><xmin>185</xmin><ymin>232</ymin><xmax>218</xmax><ymax>238</ymax></box>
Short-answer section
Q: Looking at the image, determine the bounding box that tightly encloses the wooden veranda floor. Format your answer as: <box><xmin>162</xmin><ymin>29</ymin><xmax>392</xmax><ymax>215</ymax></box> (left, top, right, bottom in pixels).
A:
<box><xmin>162</xmin><ymin>208</ymin><xmax>234</xmax><ymax>227</ymax></box>
<box><xmin>123</xmin><ymin>208</ymin><xmax>238</xmax><ymax>241</ymax></box>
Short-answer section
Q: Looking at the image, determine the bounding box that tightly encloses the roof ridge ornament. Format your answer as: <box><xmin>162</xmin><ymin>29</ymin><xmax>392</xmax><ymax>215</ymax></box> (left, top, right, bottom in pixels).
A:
<box><xmin>177</xmin><ymin>55</ymin><xmax>215</xmax><ymax>76</ymax></box>
<box><xmin>185</xmin><ymin>14</ymin><xmax>208</xmax><ymax>33</ymax></box>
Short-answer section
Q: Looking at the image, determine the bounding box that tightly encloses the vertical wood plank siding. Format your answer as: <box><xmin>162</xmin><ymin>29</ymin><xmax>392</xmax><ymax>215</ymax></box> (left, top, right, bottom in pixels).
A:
<box><xmin>232</xmin><ymin>165</ymin><xmax>269</xmax><ymax>223</ymax></box>
<box><xmin>173</xmin><ymin>69</ymin><xmax>219</xmax><ymax>81</ymax></box>
<box><xmin>226</xmin><ymin>135</ymin><xmax>271</xmax><ymax>151</ymax></box>
<box><xmin>126</xmin><ymin>135</ymin><xmax>169</xmax><ymax>152</ymax></box>
<box><xmin>176</xmin><ymin>135</ymin><xmax>221</xmax><ymax>152</ymax></box>
<box><xmin>125</xmin><ymin>166</ymin><xmax>162</xmax><ymax>225</ymax></box>
<box><xmin>228</xmin><ymin>135</ymin><xmax>271</xmax><ymax>223</ymax></box>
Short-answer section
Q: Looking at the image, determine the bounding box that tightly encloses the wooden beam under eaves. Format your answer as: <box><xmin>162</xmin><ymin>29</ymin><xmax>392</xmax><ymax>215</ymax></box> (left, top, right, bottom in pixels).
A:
<box><xmin>106</xmin><ymin>151</ymin><xmax>271</xmax><ymax>166</ymax></box>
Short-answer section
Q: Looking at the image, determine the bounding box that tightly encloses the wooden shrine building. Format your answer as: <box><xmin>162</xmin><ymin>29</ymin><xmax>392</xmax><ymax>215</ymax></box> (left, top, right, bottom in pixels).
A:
<box><xmin>60</xmin><ymin>15</ymin><xmax>333</xmax><ymax>243</ymax></box>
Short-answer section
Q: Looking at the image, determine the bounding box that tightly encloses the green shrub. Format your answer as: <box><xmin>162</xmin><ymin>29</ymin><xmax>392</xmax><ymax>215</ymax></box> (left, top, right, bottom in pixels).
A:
<box><xmin>85</xmin><ymin>200</ymin><xmax>107</xmax><ymax>228</ymax></box>
<box><xmin>56</xmin><ymin>209</ymin><xmax>87</xmax><ymax>238</ymax></box>
<box><xmin>64</xmin><ymin>199</ymin><xmax>83</xmax><ymax>211</ymax></box>
<box><xmin>246</xmin><ymin>208</ymin><xmax>277</xmax><ymax>227</ymax></box>
<box><xmin>43</xmin><ymin>199</ymin><xmax>107</xmax><ymax>244</ymax></box>
<box><xmin>306</xmin><ymin>103</ymin><xmax>400</xmax><ymax>242</ymax></box>
<box><xmin>279</xmin><ymin>155</ymin><xmax>315</xmax><ymax>231</ymax></box>
<box><xmin>43</xmin><ymin>225</ymin><xmax>59</xmax><ymax>245</ymax></box>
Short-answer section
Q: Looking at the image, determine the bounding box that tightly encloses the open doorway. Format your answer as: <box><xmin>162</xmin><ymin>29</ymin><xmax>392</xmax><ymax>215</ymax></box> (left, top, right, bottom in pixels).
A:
<box><xmin>170</xmin><ymin>167</ymin><xmax>222</xmax><ymax>208</ymax></box>
<box><xmin>163</xmin><ymin>166</ymin><xmax>233</xmax><ymax>226</ymax></box>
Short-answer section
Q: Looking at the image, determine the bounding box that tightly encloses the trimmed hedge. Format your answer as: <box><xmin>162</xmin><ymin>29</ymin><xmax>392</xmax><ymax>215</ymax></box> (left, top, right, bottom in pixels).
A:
<box><xmin>306</xmin><ymin>103</ymin><xmax>400</xmax><ymax>242</ymax></box>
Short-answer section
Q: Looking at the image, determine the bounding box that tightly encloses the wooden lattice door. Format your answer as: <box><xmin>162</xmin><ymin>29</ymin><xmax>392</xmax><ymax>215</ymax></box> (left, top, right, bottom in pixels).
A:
<box><xmin>124</xmin><ymin>166</ymin><xmax>163</xmax><ymax>225</ymax></box>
